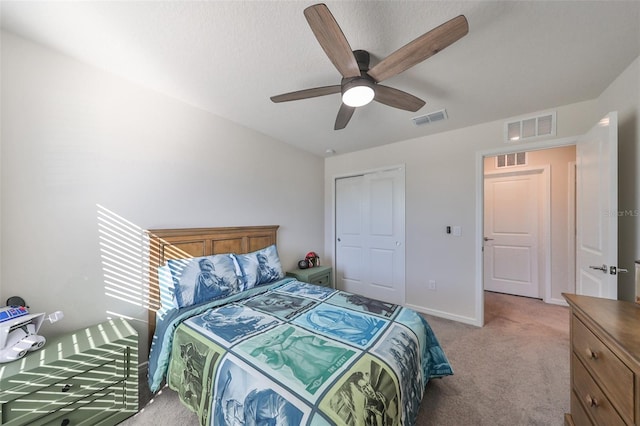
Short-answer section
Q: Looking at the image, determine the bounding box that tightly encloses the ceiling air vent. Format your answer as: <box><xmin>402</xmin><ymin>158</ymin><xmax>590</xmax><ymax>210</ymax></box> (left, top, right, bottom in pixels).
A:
<box><xmin>504</xmin><ymin>111</ymin><xmax>556</xmax><ymax>142</ymax></box>
<box><xmin>413</xmin><ymin>109</ymin><xmax>448</xmax><ymax>126</ymax></box>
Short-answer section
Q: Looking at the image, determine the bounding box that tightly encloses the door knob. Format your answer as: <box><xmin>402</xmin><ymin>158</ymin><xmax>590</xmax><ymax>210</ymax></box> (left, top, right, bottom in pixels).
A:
<box><xmin>483</xmin><ymin>237</ymin><xmax>494</xmax><ymax>241</ymax></box>
<box><xmin>609</xmin><ymin>266</ymin><xmax>628</xmax><ymax>275</ymax></box>
<box><xmin>589</xmin><ymin>264</ymin><xmax>607</xmax><ymax>273</ymax></box>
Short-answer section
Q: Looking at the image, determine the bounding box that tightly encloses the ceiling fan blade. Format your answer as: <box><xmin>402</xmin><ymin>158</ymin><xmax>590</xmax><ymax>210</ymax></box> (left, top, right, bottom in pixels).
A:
<box><xmin>271</xmin><ymin>85</ymin><xmax>341</xmax><ymax>103</ymax></box>
<box><xmin>304</xmin><ymin>4</ymin><xmax>361</xmax><ymax>79</ymax></box>
<box><xmin>368</xmin><ymin>15</ymin><xmax>468</xmax><ymax>83</ymax></box>
<box><xmin>335</xmin><ymin>103</ymin><xmax>356</xmax><ymax>130</ymax></box>
<box><xmin>374</xmin><ymin>85</ymin><xmax>425</xmax><ymax>112</ymax></box>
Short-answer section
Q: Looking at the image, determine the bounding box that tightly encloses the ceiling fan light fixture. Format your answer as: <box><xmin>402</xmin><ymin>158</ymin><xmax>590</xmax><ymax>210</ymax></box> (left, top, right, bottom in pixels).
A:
<box><xmin>342</xmin><ymin>79</ymin><xmax>375</xmax><ymax>107</ymax></box>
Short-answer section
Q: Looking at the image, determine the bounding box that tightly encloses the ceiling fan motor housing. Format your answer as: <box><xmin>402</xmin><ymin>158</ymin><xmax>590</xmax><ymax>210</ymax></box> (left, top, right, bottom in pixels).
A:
<box><xmin>340</xmin><ymin>50</ymin><xmax>376</xmax><ymax>107</ymax></box>
<box><xmin>353</xmin><ymin>49</ymin><xmax>371</xmax><ymax>71</ymax></box>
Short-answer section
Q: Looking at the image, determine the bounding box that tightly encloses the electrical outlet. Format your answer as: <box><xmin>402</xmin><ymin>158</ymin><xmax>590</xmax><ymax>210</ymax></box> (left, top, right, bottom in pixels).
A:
<box><xmin>428</xmin><ymin>279</ymin><xmax>436</xmax><ymax>290</ymax></box>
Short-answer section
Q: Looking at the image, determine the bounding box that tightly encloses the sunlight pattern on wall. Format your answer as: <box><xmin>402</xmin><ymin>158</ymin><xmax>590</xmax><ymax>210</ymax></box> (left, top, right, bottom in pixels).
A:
<box><xmin>97</xmin><ymin>204</ymin><xmax>150</xmax><ymax>309</ymax></box>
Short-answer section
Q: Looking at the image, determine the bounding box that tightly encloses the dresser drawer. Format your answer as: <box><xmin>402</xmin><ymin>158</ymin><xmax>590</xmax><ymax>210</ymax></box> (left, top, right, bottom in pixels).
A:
<box><xmin>1</xmin><ymin>355</ymin><xmax>123</xmax><ymax>425</ymax></box>
<box><xmin>308</xmin><ymin>272</ymin><xmax>330</xmax><ymax>287</ymax></box>
<box><xmin>572</xmin><ymin>353</ymin><xmax>625</xmax><ymax>426</ymax></box>
<box><xmin>0</xmin><ymin>319</ymin><xmax>137</xmax><ymax>426</ymax></box>
<box><xmin>26</xmin><ymin>387</ymin><xmax>120</xmax><ymax>426</ymax></box>
<box><xmin>570</xmin><ymin>390</ymin><xmax>593</xmax><ymax>426</ymax></box>
<box><xmin>572</xmin><ymin>316</ymin><xmax>634</xmax><ymax>421</ymax></box>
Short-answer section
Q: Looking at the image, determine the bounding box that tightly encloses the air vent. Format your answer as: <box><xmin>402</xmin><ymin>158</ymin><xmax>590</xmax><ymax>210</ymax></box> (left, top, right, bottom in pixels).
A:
<box><xmin>413</xmin><ymin>109</ymin><xmax>448</xmax><ymax>126</ymax></box>
<box><xmin>496</xmin><ymin>152</ymin><xmax>527</xmax><ymax>168</ymax></box>
<box><xmin>504</xmin><ymin>111</ymin><xmax>556</xmax><ymax>142</ymax></box>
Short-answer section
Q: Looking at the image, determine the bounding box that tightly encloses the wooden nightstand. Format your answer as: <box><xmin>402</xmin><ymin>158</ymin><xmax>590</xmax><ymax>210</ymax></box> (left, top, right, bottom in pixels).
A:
<box><xmin>287</xmin><ymin>265</ymin><xmax>333</xmax><ymax>288</ymax></box>
<box><xmin>0</xmin><ymin>317</ymin><xmax>138</xmax><ymax>426</ymax></box>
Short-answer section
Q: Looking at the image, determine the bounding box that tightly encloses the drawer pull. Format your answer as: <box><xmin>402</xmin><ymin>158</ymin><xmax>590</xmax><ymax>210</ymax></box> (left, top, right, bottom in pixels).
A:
<box><xmin>585</xmin><ymin>394</ymin><xmax>599</xmax><ymax>408</ymax></box>
<box><xmin>585</xmin><ymin>348</ymin><xmax>598</xmax><ymax>360</ymax></box>
<box><xmin>61</xmin><ymin>384</ymin><xmax>73</xmax><ymax>392</ymax></box>
<box><xmin>61</xmin><ymin>419</ymin><xmax>70</xmax><ymax>426</ymax></box>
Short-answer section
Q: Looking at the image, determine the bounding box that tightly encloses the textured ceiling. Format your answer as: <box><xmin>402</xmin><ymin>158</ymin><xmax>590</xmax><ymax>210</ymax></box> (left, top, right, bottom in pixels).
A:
<box><xmin>2</xmin><ymin>1</ymin><xmax>639</xmax><ymax>156</ymax></box>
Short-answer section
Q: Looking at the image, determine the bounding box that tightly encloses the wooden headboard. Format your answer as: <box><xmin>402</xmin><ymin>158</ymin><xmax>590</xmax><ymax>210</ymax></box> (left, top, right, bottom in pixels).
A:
<box><xmin>146</xmin><ymin>225</ymin><xmax>279</xmax><ymax>345</ymax></box>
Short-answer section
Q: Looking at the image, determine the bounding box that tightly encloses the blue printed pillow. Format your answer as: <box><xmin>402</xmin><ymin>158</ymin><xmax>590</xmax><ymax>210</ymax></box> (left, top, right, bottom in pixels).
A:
<box><xmin>235</xmin><ymin>244</ymin><xmax>284</xmax><ymax>289</ymax></box>
<box><xmin>157</xmin><ymin>264</ymin><xmax>177</xmax><ymax>314</ymax></box>
<box><xmin>166</xmin><ymin>254</ymin><xmax>241</xmax><ymax>308</ymax></box>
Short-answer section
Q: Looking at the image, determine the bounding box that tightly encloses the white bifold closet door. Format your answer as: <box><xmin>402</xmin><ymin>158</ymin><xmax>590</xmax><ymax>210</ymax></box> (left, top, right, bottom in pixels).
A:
<box><xmin>335</xmin><ymin>167</ymin><xmax>405</xmax><ymax>304</ymax></box>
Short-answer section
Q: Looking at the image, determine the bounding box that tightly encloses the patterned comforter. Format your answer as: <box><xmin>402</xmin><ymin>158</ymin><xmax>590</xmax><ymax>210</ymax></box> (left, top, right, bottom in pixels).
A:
<box><xmin>148</xmin><ymin>278</ymin><xmax>452</xmax><ymax>425</ymax></box>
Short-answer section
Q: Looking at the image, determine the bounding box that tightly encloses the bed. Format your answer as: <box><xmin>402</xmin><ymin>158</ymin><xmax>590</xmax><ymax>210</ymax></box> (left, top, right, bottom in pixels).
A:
<box><xmin>146</xmin><ymin>226</ymin><xmax>452</xmax><ymax>426</ymax></box>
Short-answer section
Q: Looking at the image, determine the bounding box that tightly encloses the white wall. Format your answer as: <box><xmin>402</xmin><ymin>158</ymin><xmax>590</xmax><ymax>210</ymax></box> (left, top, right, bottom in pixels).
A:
<box><xmin>0</xmin><ymin>32</ymin><xmax>325</xmax><ymax>358</ymax></box>
<box><xmin>594</xmin><ymin>57</ymin><xmax>640</xmax><ymax>301</ymax></box>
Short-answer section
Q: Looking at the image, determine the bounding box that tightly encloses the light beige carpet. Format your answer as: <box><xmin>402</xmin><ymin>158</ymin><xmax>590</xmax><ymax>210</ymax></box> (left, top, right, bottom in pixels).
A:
<box><xmin>122</xmin><ymin>291</ymin><xmax>570</xmax><ymax>425</ymax></box>
<box><xmin>417</xmin><ymin>291</ymin><xmax>569</xmax><ymax>425</ymax></box>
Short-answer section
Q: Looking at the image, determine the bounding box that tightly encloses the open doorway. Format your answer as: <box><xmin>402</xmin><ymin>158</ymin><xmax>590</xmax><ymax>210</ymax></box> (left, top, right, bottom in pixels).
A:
<box><xmin>483</xmin><ymin>145</ymin><xmax>576</xmax><ymax>309</ymax></box>
<box><xmin>476</xmin><ymin>112</ymin><xmax>619</xmax><ymax>327</ymax></box>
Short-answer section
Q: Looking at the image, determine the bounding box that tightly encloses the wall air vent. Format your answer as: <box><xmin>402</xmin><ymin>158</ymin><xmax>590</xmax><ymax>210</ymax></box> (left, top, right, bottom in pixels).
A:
<box><xmin>413</xmin><ymin>109</ymin><xmax>448</xmax><ymax>126</ymax></box>
<box><xmin>504</xmin><ymin>111</ymin><xmax>556</xmax><ymax>142</ymax></box>
<box><xmin>496</xmin><ymin>152</ymin><xmax>527</xmax><ymax>168</ymax></box>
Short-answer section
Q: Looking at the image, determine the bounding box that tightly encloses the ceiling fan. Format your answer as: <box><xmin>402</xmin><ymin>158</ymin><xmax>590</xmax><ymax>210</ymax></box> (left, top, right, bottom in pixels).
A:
<box><xmin>270</xmin><ymin>3</ymin><xmax>469</xmax><ymax>130</ymax></box>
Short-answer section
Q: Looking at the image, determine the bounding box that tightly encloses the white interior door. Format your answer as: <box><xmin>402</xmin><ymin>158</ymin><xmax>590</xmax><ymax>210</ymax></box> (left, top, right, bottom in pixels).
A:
<box><xmin>576</xmin><ymin>112</ymin><xmax>618</xmax><ymax>299</ymax></box>
<box><xmin>336</xmin><ymin>175</ymin><xmax>365</xmax><ymax>295</ymax></box>
<box><xmin>335</xmin><ymin>167</ymin><xmax>405</xmax><ymax>304</ymax></box>
<box><xmin>484</xmin><ymin>170</ymin><xmax>543</xmax><ymax>298</ymax></box>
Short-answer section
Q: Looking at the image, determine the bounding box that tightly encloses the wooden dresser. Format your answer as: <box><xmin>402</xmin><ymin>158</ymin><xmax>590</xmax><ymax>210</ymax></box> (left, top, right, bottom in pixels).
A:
<box><xmin>0</xmin><ymin>318</ymin><xmax>138</xmax><ymax>426</ymax></box>
<box><xmin>563</xmin><ymin>293</ymin><xmax>640</xmax><ymax>425</ymax></box>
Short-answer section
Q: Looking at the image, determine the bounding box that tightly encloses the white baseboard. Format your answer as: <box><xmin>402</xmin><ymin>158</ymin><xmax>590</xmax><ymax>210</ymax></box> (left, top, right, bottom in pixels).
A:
<box><xmin>545</xmin><ymin>297</ymin><xmax>569</xmax><ymax>307</ymax></box>
<box><xmin>405</xmin><ymin>303</ymin><xmax>482</xmax><ymax>327</ymax></box>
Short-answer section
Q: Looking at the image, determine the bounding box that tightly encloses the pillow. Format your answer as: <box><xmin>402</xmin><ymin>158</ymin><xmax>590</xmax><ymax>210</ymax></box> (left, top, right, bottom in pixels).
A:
<box><xmin>234</xmin><ymin>244</ymin><xmax>284</xmax><ymax>289</ymax></box>
<box><xmin>166</xmin><ymin>253</ymin><xmax>241</xmax><ymax>308</ymax></box>
<box><xmin>157</xmin><ymin>264</ymin><xmax>177</xmax><ymax>313</ymax></box>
